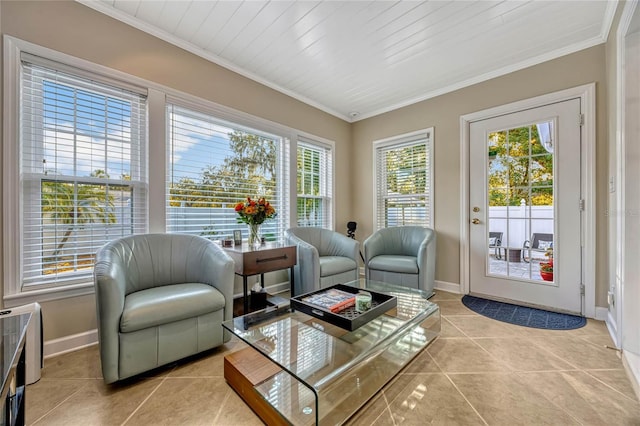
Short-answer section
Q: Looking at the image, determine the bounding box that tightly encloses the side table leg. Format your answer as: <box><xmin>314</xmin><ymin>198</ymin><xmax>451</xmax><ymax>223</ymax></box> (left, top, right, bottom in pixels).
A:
<box><xmin>290</xmin><ymin>266</ymin><xmax>295</xmax><ymax>296</ymax></box>
<box><xmin>243</xmin><ymin>276</ymin><xmax>249</xmax><ymax>314</ymax></box>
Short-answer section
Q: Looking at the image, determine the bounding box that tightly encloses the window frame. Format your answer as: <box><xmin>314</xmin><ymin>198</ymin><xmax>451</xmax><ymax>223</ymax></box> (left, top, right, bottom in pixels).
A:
<box><xmin>165</xmin><ymin>100</ymin><xmax>290</xmax><ymax>242</ymax></box>
<box><xmin>3</xmin><ymin>36</ymin><xmax>334</xmax><ymax>305</ymax></box>
<box><xmin>296</xmin><ymin>137</ymin><xmax>334</xmax><ymax>229</ymax></box>
<box><xmin>20</xmin><ymin>61</ymin><xmax>148</xmax><ymax>291</ymax></box>
<box><xmin>372</xmin><ymin>128</ymin><xmax>434</xmax><ymax>231</ymax></box>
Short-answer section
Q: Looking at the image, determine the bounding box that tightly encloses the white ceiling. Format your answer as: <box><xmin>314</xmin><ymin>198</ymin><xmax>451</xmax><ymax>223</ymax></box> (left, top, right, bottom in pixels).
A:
<box><xmin>80</xmin><ymin>1</ymin><xmax>617</xmax><ymax>122</ymax></box>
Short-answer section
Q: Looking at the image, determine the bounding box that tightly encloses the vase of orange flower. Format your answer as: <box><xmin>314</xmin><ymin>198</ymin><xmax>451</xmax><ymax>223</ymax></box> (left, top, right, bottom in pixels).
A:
<box><xmin>234</xmin><ymin>197</ymin><xmax>276</xmax><ymax>248</ymax></box>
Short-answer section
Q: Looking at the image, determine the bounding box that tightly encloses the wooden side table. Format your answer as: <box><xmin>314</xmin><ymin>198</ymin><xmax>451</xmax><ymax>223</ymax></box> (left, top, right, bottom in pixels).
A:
<box><xmin>223</xmin><ymin>243</ymin><xmax>296</xmax><ymax>315</ymax></box>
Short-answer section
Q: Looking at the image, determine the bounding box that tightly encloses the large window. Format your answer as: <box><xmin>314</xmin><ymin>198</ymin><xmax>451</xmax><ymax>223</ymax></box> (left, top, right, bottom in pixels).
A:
<box><xmin>5</xmin><ymin>37</ymin><xmax>330</xmax><ymax>303</ymax></box>
<box><xmin>296</xmin><ymin>139</ymin><xmax>333</xmax><ymax>228</ymax></box>
<box><xmin>166</xmin><ymin>103</ymin><xmax>289</xmax><ymax>241</ymax></box>
<box><xmin>20</xmin><ymin>59</ymin><xmax>147</xmax><ymax>290</ymax></box>
<box><xmin>373</xmin><ymin>129</ymin><xmax>433</xmax><ymax>230</ymax></box>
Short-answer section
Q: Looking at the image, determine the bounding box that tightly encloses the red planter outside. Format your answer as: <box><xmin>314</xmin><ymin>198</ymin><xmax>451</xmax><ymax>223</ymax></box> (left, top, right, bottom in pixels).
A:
<box><xmin>540</xmin><ymin>271</ymin><xmax>554</xmax><ymax>281</ymax></box>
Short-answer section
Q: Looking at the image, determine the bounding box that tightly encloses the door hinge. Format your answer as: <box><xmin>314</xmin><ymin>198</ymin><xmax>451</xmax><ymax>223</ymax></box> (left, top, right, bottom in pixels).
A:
<box><xmin>579</xmin><ymin>199</ymin><xmax>585</xmax><ymax>211</ymax></box>
<box><xmin>579</xmin><ymin>113</ymin><xmax>584</xmax><ymax>126</ymax></box>
<box><xmin>580</xmin><ymin>284</ymin><xmax>585</xmax><ymax>295</ymax></box>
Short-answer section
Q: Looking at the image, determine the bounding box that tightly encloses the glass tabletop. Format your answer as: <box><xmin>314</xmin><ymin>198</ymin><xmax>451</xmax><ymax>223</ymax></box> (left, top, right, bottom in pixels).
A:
<box><xmin>0</xmin><ymin>313</ymin><xmax>30</xmax><ymax>406</ymax></box>
<box><xmin>222</xmin><ymin>279</ymin><xmax>440</xmax><ymax>424</ymax></box>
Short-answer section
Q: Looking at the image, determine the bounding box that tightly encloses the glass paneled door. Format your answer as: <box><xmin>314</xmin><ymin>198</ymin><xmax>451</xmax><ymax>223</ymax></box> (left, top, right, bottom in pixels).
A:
<box><xmin>469</xmin><ymin>99</ymin><xmax>583</xmax><ymax>314</ymax></box>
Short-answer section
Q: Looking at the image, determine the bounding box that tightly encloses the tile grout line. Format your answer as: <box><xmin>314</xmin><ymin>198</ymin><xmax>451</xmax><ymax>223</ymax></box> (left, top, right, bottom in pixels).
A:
<box><xmin>525</xmin><ymin>335</ymin><xmax>596</xmax><ymax>371</ymax></box>
<box><xmin>30</xmin><ymin>378</ymin><xmax>92</xmax><ymax>425</ymax></box>
<box><xmin>120</xmin><ymin>376</ymin><xmax>169</xmax><ymax>426</ymax></box>
<box><xmin>381</xmin><ymin>390</ymin><xmax>397</xmax><ymax>426</ymax></box>
<box><xmin>441</xmin><ymin>372</ymin><xmax>489</xmax><ymax>426</ymax></box>
<box><xmin>580</xmin><ymin>369</ymin><xmax>640</xmax><ymax>404</ymax></box>
<box><xmin>511</xmin><ymin>370</ymin><xmax>587</xmax><ymax>426</ymax></box>
<box><xmin>211</xmin><ymin>388</ymin><xmax>233</xmax><ymax>424</ymax></box>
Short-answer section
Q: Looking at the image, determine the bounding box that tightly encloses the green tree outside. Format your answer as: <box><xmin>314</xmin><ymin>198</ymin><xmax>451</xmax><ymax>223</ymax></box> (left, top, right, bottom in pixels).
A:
<box><xmin>168</xmin><ymin>131</ymin><xmax>277</xmax><ymax>208</ymax></box>
<box><xmin>488</xmin><ymin>125</ymin><xmax>553</xmax><ymax>207</ymax></box>
<box><xmin>41</xmin><ymin>169</ymin><xmax>119</xmax><ymax>273</ymax></box>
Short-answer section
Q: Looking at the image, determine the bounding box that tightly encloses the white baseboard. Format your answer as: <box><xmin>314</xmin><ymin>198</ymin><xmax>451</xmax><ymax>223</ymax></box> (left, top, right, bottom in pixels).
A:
<box><xmin>594</xmin><ymin>306</ymin><xmax>609</xmax><ymax>321</ymax></box>
<box><xmin>44</xmin><ymin>329</ymin><xmax>98</xmax><ymax>359</ymax></box>
<box><xmin>434</xmin><ymin>280</ymin><xmax>461</xmax><ymax>294</ymax></box>
<box><xmin>622</xmin><ymin>351</ymin><xmax>640</xmax><ymax>402</ymax></box>
<box><xmin>605</xmin><ymin>311</ymin><xmax>620</xmax><ymax>348</ymax></box>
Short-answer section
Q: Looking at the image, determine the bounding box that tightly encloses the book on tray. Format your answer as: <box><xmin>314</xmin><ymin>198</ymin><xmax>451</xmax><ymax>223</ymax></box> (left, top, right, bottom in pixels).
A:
<box><xmin>301</xmin><ymin>288</ymin><xmax>356</xmax><ymax>313</ymax></box>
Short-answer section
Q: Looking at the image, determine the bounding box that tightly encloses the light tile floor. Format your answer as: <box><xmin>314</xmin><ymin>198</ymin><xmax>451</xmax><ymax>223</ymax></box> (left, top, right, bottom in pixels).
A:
<box><xmin>26</xmin><ymin>291</ymin><xmax>640</xmax><ymax>425</ymax></box>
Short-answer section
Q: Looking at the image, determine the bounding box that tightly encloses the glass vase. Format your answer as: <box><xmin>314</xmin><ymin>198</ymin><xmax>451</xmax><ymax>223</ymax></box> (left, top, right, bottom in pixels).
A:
<box><xmin>248</xmin><ymin>223</ymin><xmax>261</xmax><ymax>248</ymax></box>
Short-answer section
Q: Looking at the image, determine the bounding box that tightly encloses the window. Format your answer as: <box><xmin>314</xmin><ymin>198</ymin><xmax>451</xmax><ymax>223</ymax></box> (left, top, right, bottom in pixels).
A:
<box><xmin>373</xmin><ymin>129</ymin><xmax>433</xmax><ymax>230</ymax></box>
<box><xmin>296</xmin><ymin>139</ymin><xmax>333</xmax><ymax>228</ymax></box>
<box><xmin>5</xmin><ymin>37</ymin><xmax>330</xmax><ymax>303</ymax></box>
<box><xmin>166</xmin><ymin>103</ymin><xmax>289</xmax><ymax>241</ymax></box>
<box><xmin>20</xmin><ymin>59</ymin><xmax>147</xmax><ymax>290</ymax></box>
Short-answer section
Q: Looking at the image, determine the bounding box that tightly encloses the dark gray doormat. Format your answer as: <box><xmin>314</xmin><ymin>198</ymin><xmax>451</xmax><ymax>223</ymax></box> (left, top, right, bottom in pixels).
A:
<box><xmin>461</xmin><ymin>295</ymin><xmax>586</xmax><ymax>330</ymax></box>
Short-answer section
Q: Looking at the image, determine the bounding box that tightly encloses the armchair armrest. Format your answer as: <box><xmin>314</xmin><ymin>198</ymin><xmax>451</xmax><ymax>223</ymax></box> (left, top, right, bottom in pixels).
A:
<box><xmin>189</xmin><ymin>243</ymin><xmax>235</xmax><ymax>322</ymax></box>
<box><xmin>93</xmin><ymin>248</ymin><xmax>127</xmax><ymax>384</ymax></box>
<box><xmin>285</xmin><ymin>230</ymin><xmax>321</xmax><ymax>295</ymax></box>
<box><xmin>363</xmin><ymin>231</ymin><xmax>385</xmax><ymax>261</ymax></box>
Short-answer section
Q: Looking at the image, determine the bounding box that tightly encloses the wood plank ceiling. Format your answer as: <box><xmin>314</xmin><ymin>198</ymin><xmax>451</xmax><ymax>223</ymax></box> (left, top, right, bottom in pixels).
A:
<box><xmin>81</xmin><ymin>1</ymin><xmax>616</xmax><ymax>121</ymax></box>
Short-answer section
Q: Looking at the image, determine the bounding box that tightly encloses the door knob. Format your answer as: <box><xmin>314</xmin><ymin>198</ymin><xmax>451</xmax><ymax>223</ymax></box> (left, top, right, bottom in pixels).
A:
<box><xmin>472</xmin><ymin>218</ymin><xmax>480</xmax><ymax>224</ymax></box>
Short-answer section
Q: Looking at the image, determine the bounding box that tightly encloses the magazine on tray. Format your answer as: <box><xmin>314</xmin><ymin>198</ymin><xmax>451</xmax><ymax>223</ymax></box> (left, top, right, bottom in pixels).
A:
<box><xmin>301</xmin><ymin>288</ymin><xmax>356</xmax><ymax>313</ymax></box>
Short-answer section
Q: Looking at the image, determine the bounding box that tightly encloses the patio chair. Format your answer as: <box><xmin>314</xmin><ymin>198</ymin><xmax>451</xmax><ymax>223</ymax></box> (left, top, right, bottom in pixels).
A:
<box><xmin>522</xmin><ymin>233</ymin><xmax>553</xmax><ymax>263</ymax></box>
<box><xmin>489</xmin><ymin>232</ymin><xmax>503</xmax><ymax>259</ymax></box>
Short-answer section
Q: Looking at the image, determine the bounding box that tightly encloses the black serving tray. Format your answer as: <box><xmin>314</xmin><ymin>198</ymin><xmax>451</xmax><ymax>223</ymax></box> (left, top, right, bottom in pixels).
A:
<box><xmin>290</xmin><ymin>284</ymin><xmax>397</xmax><ymax>331</ymax></box>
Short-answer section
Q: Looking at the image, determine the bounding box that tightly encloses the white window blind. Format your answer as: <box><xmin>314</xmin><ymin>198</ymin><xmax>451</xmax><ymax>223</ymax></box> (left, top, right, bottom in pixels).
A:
<box><xmin>296</xmin><ymin>140</ymin><xmax>333</xmax><ymax>228</ymax></box>
<box><xmin>166</xmin><ymin>104</ymin><xmax>288</xmax><ymax>241</ymax></box>
<box><xmin>21</xmin><ymin>60</ymin><xmax>147</xmax><ymax>289</ymax></box>
<box><xmin>374</xmin><ymin>129</ymin><xmax>433</xmax><ymax>230</ymax></box>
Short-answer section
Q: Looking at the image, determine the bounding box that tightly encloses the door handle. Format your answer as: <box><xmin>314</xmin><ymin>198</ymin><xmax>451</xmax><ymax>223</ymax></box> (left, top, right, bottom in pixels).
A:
<box><xmin>472</xmin><ymin>218</ymin><xmax>480</xmax><ymax>224</ymax></box>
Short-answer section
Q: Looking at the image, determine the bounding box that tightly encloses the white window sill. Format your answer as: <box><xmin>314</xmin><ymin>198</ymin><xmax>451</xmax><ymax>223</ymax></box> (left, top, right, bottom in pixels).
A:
<box><xmin>3</xmin><ymin>282</ymin><xmax>95</xmax><ymax>307</ymax></box>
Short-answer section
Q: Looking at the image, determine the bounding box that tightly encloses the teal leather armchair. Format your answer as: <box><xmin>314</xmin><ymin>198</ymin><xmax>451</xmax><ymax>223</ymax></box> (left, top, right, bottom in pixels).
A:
<box><xmin>363</xmin><ymin>226</ymin><xmax>436</xmax><ymax>296</ymax></box>
<box><xmin>93</xmin><ymin>233</ymin><xmax>234</xmax><ymax>383</ymax></box>
<box><xmin>284</xmin><ymin>227</ymin><xmax>360</xmax><ymax>296</ymax></box>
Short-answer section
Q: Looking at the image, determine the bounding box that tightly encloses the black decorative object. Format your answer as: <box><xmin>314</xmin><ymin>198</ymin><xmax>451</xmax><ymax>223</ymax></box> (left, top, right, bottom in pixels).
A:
<box><xmin>346</xmin><ymin>221</ymin><xmax>365</xmax><ymax>262</ymax></box>
<box><xmin>347</xmin><ymin>221</ymin><xmax>357</xmax><ymax>239</ymax></box>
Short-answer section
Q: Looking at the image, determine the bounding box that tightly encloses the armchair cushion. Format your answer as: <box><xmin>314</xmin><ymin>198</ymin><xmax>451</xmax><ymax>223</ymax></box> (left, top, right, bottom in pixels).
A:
<box><xmin>319</xmin><ymin>256</ymin><xmax>358</xmax><ymax>276</ymax></box>
<box><xmin>368</xmin><ymin>255</ymin><xmax>418</xmax><ymax>274</ymax></box>
<box><xmin>121</xmin><ymin>283</ymin><xmax>226</xmax><ymax>333</ymax></box>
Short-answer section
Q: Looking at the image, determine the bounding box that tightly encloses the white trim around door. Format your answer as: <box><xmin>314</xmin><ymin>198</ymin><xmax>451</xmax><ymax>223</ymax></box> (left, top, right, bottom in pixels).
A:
<box><xmin>460</xmin><ymin>83</ymin><xmax>596</xmax><ymax>318</ymax></box>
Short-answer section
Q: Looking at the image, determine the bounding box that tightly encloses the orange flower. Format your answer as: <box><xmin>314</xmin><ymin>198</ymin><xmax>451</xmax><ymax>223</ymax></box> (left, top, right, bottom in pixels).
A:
<box><xmin>235</xmin><ymin>196</ymin><xmax>277</xmax><ymax>225</ymax></box>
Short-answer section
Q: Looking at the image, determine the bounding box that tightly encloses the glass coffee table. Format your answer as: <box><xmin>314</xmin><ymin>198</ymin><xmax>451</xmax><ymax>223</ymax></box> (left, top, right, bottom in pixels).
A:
<box><xmin>222</xmin><ymin>279</ymin><xmax>440</xmax><ymax>425</ymax></box>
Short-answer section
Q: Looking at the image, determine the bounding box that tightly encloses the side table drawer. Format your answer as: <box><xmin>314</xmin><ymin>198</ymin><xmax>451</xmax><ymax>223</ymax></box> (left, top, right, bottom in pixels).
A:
<box><xmin>241</xmin><ymin>246</ymin><xmax>296</xmax><ymax>276</ymax></box>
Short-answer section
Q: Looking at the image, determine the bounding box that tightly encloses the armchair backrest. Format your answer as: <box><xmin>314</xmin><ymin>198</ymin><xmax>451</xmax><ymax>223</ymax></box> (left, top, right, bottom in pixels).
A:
<box><xmin>95</xmin><ymin>233</ymin><xmax>226</xmax><ymax>295</ymax></box>
<box><xmin>286</xmin><ymin>227</ymin><xmax>356</xmax><ymax>257</ymax></box>
<box><xmin>370</xmin><ymin>226</ymin><xmax>432</xmax><ymax>256</ymax></box>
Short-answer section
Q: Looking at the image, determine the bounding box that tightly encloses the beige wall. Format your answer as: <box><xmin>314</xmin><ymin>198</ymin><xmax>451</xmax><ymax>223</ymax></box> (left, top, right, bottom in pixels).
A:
<box><xmin>352</xmin><ymin>45</ymin><xmax>609</xmax><ymax>307</ymax></box>
<box><xmin>0</xmin><ymin>1</ymin><xmax>351</xmax><ymax>341</ymax></box>
<box><xmin>0</xmin><ymin>0</ymin><xmax>613</xmax><ymax>345</ymax></box>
